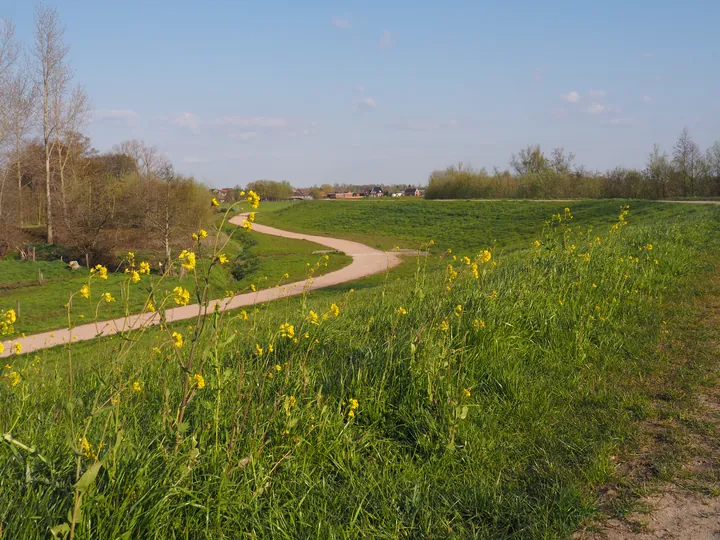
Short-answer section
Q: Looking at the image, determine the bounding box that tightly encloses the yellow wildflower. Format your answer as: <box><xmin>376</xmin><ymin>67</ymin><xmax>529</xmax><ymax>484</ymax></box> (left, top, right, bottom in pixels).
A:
<box><xmin>280</xmin><ymin>323</ymin><xmax>295</xmax><ymax>339</ymax></box>
<box><xmin>471</xmin><ymin>263</ymin><xmax>479</xmax><ymax>279</ymax></box>
<box><xmin>173</xmin><ymin>287</ymin><xmax>190</xmax><ymax>306</ymax></box>
<box><xmin>132</xmin><ymin>381</ymin><xmax>141</xmax><ymax>392</ymax></box>
<box><xmin>472</xmin><ymin>319</ymin><xmax>485</xmax><ymax>329</ymax></box>
<box><xmin>193</xmin><ymin>373</ymin><xmax>205</xmax><ymax>389</ymax></box>
<box><xmin>462</xmin><ymin>256</ymin><xmax>471</xmax><ymax>265</ymax></box>
<box><xmin>11</xmin><ymin>371</ymin><xmax>21</xmax><ymax>387</ymax></box>
<box><xmin>440</xmin><ymin>320</ymin><xmax>449</xmax><ymax>332</ymax></box>
<box><xmin>397</xmin><ymin>307</ymin><xmax>407</xmax><ymax>315</ymax></box>
<box><xmin>268</xmin><ymin>343</ymin><xmax>274</xmax><ymax>353</ymax></box>
<box><xmin>199</xmin><ymin>229</ymin><xmax>208</xmax><ymax>239</ymax></box>
<box><xmin>646</xmin><ymin>243</ymin><xmax>653</xmax><ymax>251</ymax></box>
<box><xmin>211</xmin><ymin>197</ymin><xmax>220</xmax><ymax>207</ymax></box>
<box><xmin>0</xmin><ymin>343</ymin><xmax>3</xmax><ymax>354</ymax></box>
<box><xmin>242</xmin><ymin>219</ymin><xmax>252</xmax><ymax>230</ymax></box>
<box><xmin>13</xmin><ymin>342</ymin><xmax>21</xmax><ymax>355</ymax></box>
<box><xmin>454</xmin><ymin>304</ymin><xmax>463</xmax><ymax>317</ymax></box>
<box><xmin>147</xmin><ymin>301</ymin><xmax>155</xmax><ymax>312</ymax></box>
<box><xmin>80</xmin><ymin>284</ymin><xmax>90</xmax><ymax>298</ymax></box>
<box><xmin>101</xmin><ymin>292</ymin><xmax>116</xmax><ymax>303</ymax></box>
<box><xmin>255</xmin><ymin>343</ymin><xmax>263</xmax><ymax>356</ymax></box>
<box><xmin>250</xmin><ymin>284</ymin><xmax>256</xmax><ymax>292</ymax></box>
<box><xmin>90</xmin><ymin>264</ymin><xmax>108</xmax><ymax>279</ymax></box>
<box><xmin>192</xmin><ymin>233</ymin><xmax>198</xmax><ymax>241</ymax></box>
<box><xmin>178</xmin><ymin>250</ymin><xmax>196</xmax><ymax>270</ymax></box>
<box><xmin>247</xmin><ymin>213</ymin><xmax>255</xmax><ymax>223</ymax></box>
<box><xmin>81</xmin><ymin>438</ymin><xmax>94</xmax><ymax>459</ymax></box>
<box><xmin>126</xmin><ymin>270</ymin><xmax>140</xmax><ymax>283</ymax></box>
<box><xmin>240</xmin><ymin>310</ymin><xmax>248</xmax><ymax>321</ymax></box>
<box><xmin>330</xmin><ymin>303</ymin><xmax>340</xmax><ymax>317</ymax></box>
<box><xmin>218</xmin><ymin>253</ymin><xmax>229</xmax><ymax>264</ymax></box>
<box><xmin>478</xmin><ymin>249</ymin><xmax>492</xmax><ymax>264</ymax></box>
<box><xmin>275</xmin><ymin>364</ymin><xmax>282</xmax><ymax>372</ymax></box>
<box><xmin>246</xmin><ymin>190</ymin><xmax>261</xmax><ymax>209</ymax></box>
<box><xmin>462</xmin><ymin>388</ymin><xmax>471</xmax><ymax>398</ymax></box>
<box><xmin>172</xmin><ymin>332</ymin><xmax>183</xmax><ymax>348</ymax></box>
<box><xmin>533</xmin><ymin>240</ymin><xmax>541</xmax><ymax>248</ymax></box>
<box><xmin>139</xmin><ymin>261</ymin><xmax>151</xmax><ymax>275</ymax></box>
<box><xmin>152</xmin><ymin>347</ymin><xmax>162</xmax><ymax>355</ymax></box>
<box><xmin>307</xmin><ymin>310</ymin><xmax>319</xmax><ymax>325</ymax></box>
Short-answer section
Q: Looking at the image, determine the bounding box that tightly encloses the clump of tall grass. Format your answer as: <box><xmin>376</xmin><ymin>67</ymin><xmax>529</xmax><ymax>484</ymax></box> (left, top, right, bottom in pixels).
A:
<box><xmin>1</xmin><ymin>202</ymin><xmax>717</xmax><ymax>538</ymax></box>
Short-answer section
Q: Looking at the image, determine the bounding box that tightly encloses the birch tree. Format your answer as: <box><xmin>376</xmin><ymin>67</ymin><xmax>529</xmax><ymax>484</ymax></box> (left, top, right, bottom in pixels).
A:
<box><xmin>32</xmin><ymin>4</ymin><xmax>71</xmax><ymax>244</ymax></box>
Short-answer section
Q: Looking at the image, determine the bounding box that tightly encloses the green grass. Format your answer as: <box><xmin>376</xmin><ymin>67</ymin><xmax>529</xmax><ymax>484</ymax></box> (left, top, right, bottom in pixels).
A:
<box><xmin>0</xmin><ymin>218</ymin><xmax>351</xmax><ymax>335</ymax></box>
<box><xmin>2</xmin><ymin>204</ymin><xmax>719</xmax><ymax>538</ymax></box>
<box><xmin>258</xmin><ymin>198</ymin><xmax>710</xmax><ymax>252</ymax></box>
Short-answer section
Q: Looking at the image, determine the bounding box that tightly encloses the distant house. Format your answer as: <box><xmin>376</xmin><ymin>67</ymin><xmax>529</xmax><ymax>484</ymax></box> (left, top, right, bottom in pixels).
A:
<box><xmin>391</xmin><ymin>192</ymin><xmax>403</xmax><ymax>197</ymax></box>
<box><xmin>210</xmin><ymin>188</ymin><xmax>234</xmax><ymax>202</ymax></box>
<box><xmin>291</xmin><ymin>189</ymin><xmax>313</xmax><ymax>201</ymax></box>
<box><xmin>367</xmin><ymin>187</ymin><xmax>384</xmax><ymax>197</ymax></box>
<box><xmin>329</xmin><ymin>192</ymin><xmax>356</xmax><ymax>199</ymax></box>
<box><xmin>404</xmin><ymin>187</ymin><xmax>422</xmax><ymax>197</ymax></box>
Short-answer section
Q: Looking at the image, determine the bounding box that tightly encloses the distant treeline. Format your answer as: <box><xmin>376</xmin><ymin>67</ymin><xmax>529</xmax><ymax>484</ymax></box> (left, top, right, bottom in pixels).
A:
<box><xmin>426</xmin><ymin>129</ymin><xmax>720</xmax><ymax>200</ymax></box>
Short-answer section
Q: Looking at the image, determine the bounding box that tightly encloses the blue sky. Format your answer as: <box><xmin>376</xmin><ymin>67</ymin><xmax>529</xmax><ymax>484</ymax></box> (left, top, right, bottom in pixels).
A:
<box><xmin>3</xmin><ymin>0</ymin><xmax>719</xmax><ymax>188</ymax></box>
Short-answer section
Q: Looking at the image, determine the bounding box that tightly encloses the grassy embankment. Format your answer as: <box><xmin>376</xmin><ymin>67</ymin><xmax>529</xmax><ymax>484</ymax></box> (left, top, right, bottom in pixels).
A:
<box><xmin>0</xmin><ymin>202</ymin><xmax>349</xmax><ymax>335</ymax></box>
<box><xmin>1</xmin><ymin>200</ymin><xmax>719</xmax><ymax>537</ymax></box>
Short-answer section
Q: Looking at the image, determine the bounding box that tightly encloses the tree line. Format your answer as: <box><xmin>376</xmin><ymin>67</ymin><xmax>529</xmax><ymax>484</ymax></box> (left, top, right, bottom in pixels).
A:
<box><xmin>0</xmin><ymin>7</ymin><xmax>212</xmax><ymax>263</ymax></box>
<box><xmin>425</xmin><ymin>129</ymin><xmax>720</xmax><ymax>200</ymax></box>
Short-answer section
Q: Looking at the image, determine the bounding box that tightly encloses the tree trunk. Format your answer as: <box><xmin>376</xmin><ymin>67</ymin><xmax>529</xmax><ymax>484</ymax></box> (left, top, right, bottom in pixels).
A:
<box><xmin>16</xmin><ymin>153</ymin><xmax>22</xmax><ymax>229</ymax></box>
<box><xmin>45</xmin><ymin>146</ymin><xmax>53</xmax><ymax>244</ymax></box>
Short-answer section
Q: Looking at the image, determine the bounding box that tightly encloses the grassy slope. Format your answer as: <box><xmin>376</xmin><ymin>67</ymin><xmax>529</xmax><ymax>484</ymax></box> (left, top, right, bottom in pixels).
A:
<box><xmin>0</xmin><ymin>213</ymin><xmax>350</xmax><ymax>335</ymax></box>
<box><xmin>257</xmin><ymin>198</ymin><xmax>705</xmax><ymax>252</ymax></box>
<box><xmin>2</xmin><ymin>203</ymin><xmax>719</xmax><ymax>537</ymax></box>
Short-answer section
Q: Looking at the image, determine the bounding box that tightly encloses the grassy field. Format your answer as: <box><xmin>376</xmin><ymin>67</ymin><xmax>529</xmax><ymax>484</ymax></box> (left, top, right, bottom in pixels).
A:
<box><xmin>0</xmin><ymin>214</ymin><xmax>350</xmax><ymax>335</ymax></box>
<box><xmin>1</xmin><ymin>202</ymin><xmax>719</xmax><ymax>538</ymax></box>
<box><xmin>257</xmin><ymin>198</ymin><xmax>710</xmax><ymax>252</ymax></box>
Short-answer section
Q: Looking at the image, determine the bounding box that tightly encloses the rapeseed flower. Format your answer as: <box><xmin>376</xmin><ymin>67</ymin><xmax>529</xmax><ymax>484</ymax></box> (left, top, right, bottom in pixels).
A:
<box><xmin>247</xmin><ymin>213</ymin><xmax>255</xmax><ymax>223</ymax></box>
<box><xmin>280</xmin><ymin>323</ymin><xmax>295</xmax><ymax>339</ymax></box>
<box><xmin>172</xmin><ymin>332</ymin><xmax>183</xmax><ymax>348</ymax></box>
<box><xmin>211</xmin><ymin>198</ymin><xmax>220</xmax><ymax>207</ymax></box>
<box><xmin>397</xmin><ymin>307</ymin><xmax>407</xmax><ymax>315</ymax></box>
<box><xmin>90</xmin><ymin>264</ymin><xmax>108</xmax><ymax>279</ymax></box>
<box><xmin>102</xmin><ymin>292</ymin><xmax>116</xmax><ymax>303</ymax></box>
<box><xmin>139</xmin><ymin>261</ymin><xmax>151</xmax><ymax>275</ymax></box>
<box><xmin>246</xmin><ymin>190</ymin><xmax>261</xmax><ymax>209</ymax></box>
<box><xmin>198</xmin><ymin>229</ymin><xmax>207</xmax><ymax>239</ymax></box>
<box><xmin>307</xmin><ymin>310</ymin><xmax>319</xmax><ymax>325</ymax></box>
<box><xmin>133</xmin><ymin>381</ymin><xmax>141</xmax><ymax>392</ymax></box>
<box><xmin>178</xmin><ymin>250</ymin><xmax>196</xmax><ymax>270</ymax></box>
<box><xmin>462</xmin><ymin>388</ymin><xmax>471</xmax><ymax>398</ymax></box>
<box><xmin>147</xmin><ymin>301</ymin><xmax>155</xmax><ymax>312</ymax></box>
<box><xmin>173</xmin><ymin>287</ymin><xmax>190</xmax><ymax>306</ymax></box>
<box><xmin>440</xmin><ymin>320</ymin><xmax>449</xmax><ymax>332</ymax></box>
<box><xmin>472</xmin><ymin>319</ymin><xmax>485</xmax><ymax>329</ymax></box>
<box><xmin>80</xmin><ymin>284</ymin><xmax>90</xmax><ymax>298</ymax></box>
<box><xmin>10</xmin><ymin>371</ymin><xmax>21</xmax><ymax>387</ymax></box>
<box><xmin>255</xmin><ymin>343</ymin><xmax>263</xmax><ymax>356</ymax></box>
<box><xmin>478</xmin><ymin>250</ymin><xmax>492</xmax><ymax>264</ymax></box>
<box><xmin>330</xmin><ymin>303</ymin><xmax>340</xmax><ymax>317</ymax></box>
<box><xmin>218</xmin><ymin>253</ymin><xmax>229</xmax><ymax>264</ymax></box>
<box><xmin>193</xmin><ymin>373</ymin><xmax>205</xmax><ymax>389</ymax></box>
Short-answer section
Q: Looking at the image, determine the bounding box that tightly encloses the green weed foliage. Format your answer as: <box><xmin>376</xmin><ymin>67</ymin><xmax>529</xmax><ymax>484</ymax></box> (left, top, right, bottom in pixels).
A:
<box><xmin>1</xmin><ymin>202</ymin><xmax>719</xmax><ymax>538</ymax></box>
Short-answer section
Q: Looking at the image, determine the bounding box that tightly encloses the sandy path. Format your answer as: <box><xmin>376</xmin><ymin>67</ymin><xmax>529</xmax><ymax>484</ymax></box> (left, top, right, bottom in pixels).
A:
<box><xmin>1</xmin><ymin>215</ymin><xmax>402</xmax><ymax>358</ymax></box>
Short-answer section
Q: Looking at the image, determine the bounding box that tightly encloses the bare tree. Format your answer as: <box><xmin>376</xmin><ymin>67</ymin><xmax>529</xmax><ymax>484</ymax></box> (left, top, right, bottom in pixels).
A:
<box><xmin>645</xmin><ymin>144</ymin><xmax>672</xmax><ymax>198</ymax></box>
<box><xmin>672</xmin><ymin>127</ymin><xmax>702</xmax><ymax>197</ymax></box>
<box><xmin>0</xmin><ymin>18</ymin><xmax>20</xmax><ymax>219</ymax></box>
<box><xmin>32</xmin><ymin>4</ymin><xmax>72</xmax><ymax>244</ymax></box>
<box><xmin>510</xmin><ymin>145</ymin><xmax>548</xmax><ymax>176</ymax></box>
<box><xmin>549</xmin><ymin>147</ymin><xmax>575</xmax><ymax>175</ymax></box>
<box><xmin>7</xmin><ymin>70</ymin><xmax>35</xmax><ymax>227</ymax></box>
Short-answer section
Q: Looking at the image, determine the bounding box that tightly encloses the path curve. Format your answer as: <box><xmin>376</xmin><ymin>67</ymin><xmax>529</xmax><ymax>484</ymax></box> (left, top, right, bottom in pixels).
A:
<box><xmin>1</xmin><ymin>215</ymin><xmax>402</xmax><ymax>358</ymax></box>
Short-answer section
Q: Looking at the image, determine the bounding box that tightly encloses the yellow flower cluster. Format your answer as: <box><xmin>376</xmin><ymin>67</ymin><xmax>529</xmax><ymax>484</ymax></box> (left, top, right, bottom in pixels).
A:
<box><xmin>211</xmin><ymin>197</ymin><xmax>220</xmax><ymax>207</ymax></box>
<box><xmin>218</xmin><ymin>253</ymin><xmax>229</xmax><ymax>264</ymax></box>
<box><xmin>80</xmin><ymin>437</ymin><xmax>97</xmax><ymax>460</ymax></box>
<box><xmin>139</xmin><ymin>261</ymin><xmax>151</xmax><ymax>275</ymax></box>
<box><xmin>347</xmin><ymin>398</ymin><xmax>359</xmax><ymax>418</ymax></box>
<box><xmin>124</xmin><ymin>269</ymin><xmax>140</xmax><ymax>283</ymax></box>
<box><xmin>307</xmin><ymin>310</ymin><xmax>319</xmax><ymax>325</ymax></box>
<box><xmin>178</xmin><ymin>250</ymin><xmax>196</xmax><ymax>270</ymax></box>
<box><xmin>280</xmin><ymin>323</ymin><xmax>295</xmax><ymax>339</ymax></box>
<box><xmin>80</xmin><ymin>284</ymin><xmax>90</xmax><ymax>298</ymax></box>
<box><xmin>173</xmin><ymin>287</ymin><xmax>190</xmax><ymax>306</ymax></box>
<box><xmin>133</xmin><ymin>381</ymin><xmax>142</xmax><ymax>392</ymax></box>
<box><xmin>330</xmin><ymin>303</ymin><xmax>340</xmax><ymax>317</ymax></box>
<box><xmin>1</xmin><ymin>309</ymin><xmax>17</xmax><ymax>335</ymax></box>
<box><xmin>246</xmin><ymin>190</ymin><xmax>261</xmax><ymax>209</ymax></box>
<box><xmin>397</xmin><ymin>307</ymin><xmax>407</xmax><ymax>315</ymax></box>
<box><xmin>477</xmin><ymin>249</ymin><xmax>492</xmax><ymax>264</ymax></box>
<box><xmin>192</xmin><ymin>228</ymin><xmax>208</xmax><ymax>241</ymax></box>
<box><xmin>472</xmin><ymin>319</ymin><xmax>486</xmax><ymax>329</ymax></box>
<box><xmin>102</xmin><ymin>292</ymin><xmax>116</xmax><ymax>303</ymax></box>
<box><xmin>90</xmin><ymin>264</ymin><xmax>108</xmax><ymax>279</ymax></box>
<box><xmin>172</xmin><ymin>332</ymin><xmax>183</xmax><ymax>348</ymax></box>
<box><xmin>193</xmin><ymin>373</ymin><xmax>205</xmax><ymax>389</ymax></box>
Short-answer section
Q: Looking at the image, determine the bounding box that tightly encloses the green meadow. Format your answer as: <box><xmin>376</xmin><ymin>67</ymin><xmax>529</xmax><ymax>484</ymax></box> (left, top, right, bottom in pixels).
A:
<box><xmin>1</xmin><ymin>200</ymin><xmax>719</xmax><ymax>538</ymax></box>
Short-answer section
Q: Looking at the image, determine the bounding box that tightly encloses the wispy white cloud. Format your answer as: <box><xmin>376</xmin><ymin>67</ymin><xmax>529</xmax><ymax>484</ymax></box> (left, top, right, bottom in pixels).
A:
<box><xmin>229</xmin><ymin>132</ymin><xmax>257</xmax><ymax>141</ymax></box>
<box><xmin>588</xmin><ymin>89</ymin><xmax>606</xmax><ymax>98</ymax></box>
<box><xmin>561</xmin><ymin>91</ymin><xmax>580</xmax><ymax>103</ymax></box>
<box><xmin>641</xmin><ymin>95</ymin><xmax>652</xmax><ymax>103</ymax></box>
<box><xmin>587</xmin><ymin>103</ymin><xmax>605</xmax><ymax>114</ymax></box>
<box><xmin>331</xmin><ymin>16</ymin><xmax>351</xmax><ymax>29</ymax></box>
<box><xmin>393</xmin><ymin>119</ymin><xmax>457</xmax><ymax>131</ymax></box>
<box><xmin>94</xmin><ymin>109</ymin><xmax>138</xmax><ymax>124</ymax></box>
<box><xmin>216</xmin><ymin>116</ymin><xmax>287</xmax><ymax>128</ymax></box>
<box><xmin>608</xmin><ymin>118</ymin><xmax>639</xmax><ymax>125</ymax></box>
<box><xmin>355</xmin><ymin>96</ymin><xmax>377</xmax><ymax>109</ymax></box>
<box><xmin>380</xmin><ymin>30</ymin><xmax>394</xmax><ymax>48</ymax></box>
<box><xmin>174</xmin><ymin>112</ymin><xmax>200</xmax><ymax>130</ymax></box>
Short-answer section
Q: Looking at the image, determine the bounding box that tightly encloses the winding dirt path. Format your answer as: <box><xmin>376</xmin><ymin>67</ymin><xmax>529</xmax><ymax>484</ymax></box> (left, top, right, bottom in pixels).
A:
<box><xmin>1</xmin><ymin>215</ymin><xmax>402</xmax><ymax>358</ymax></box>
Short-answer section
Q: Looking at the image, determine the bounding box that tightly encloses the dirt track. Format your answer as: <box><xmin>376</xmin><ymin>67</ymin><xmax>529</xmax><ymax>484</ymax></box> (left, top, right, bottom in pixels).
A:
<box><xmin>0</xmin><ymin>215</ymin><xmax>402</xmax><ymax>358</ymax></box>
